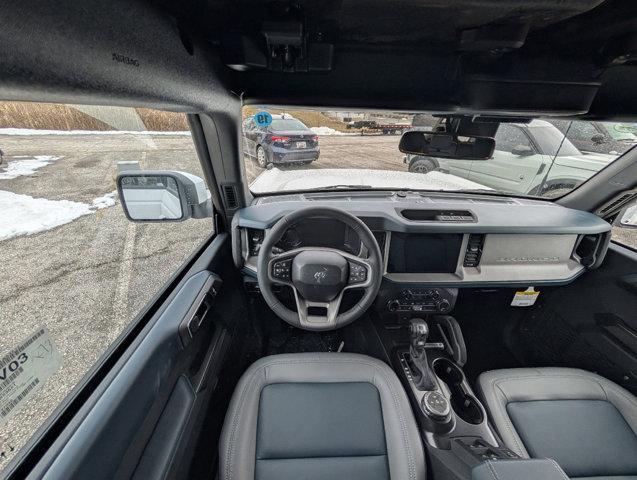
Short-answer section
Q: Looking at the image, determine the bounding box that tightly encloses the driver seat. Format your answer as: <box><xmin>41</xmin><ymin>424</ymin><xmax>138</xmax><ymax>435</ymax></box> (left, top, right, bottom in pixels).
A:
<box><xmin>219</xmin><ymin>353</ymin><xmax>425</xmax><ymax>480</ymax></box>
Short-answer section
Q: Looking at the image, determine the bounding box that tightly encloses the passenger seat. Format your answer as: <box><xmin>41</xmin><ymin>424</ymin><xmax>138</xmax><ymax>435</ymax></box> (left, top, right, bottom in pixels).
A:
<box><xmin>477</xmin><ymin>368</ymin><xmax>637</xmax><ymax>479</ymax></box>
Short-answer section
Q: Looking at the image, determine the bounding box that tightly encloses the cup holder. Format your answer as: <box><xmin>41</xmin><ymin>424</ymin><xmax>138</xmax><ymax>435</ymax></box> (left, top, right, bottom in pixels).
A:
<box><xmin>433</xmin><ymin>358</ymin><xmax>484</xmax><ymax>425</ymax></box>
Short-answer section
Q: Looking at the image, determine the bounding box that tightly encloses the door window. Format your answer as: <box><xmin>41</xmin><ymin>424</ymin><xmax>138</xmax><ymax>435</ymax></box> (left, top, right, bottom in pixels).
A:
<box><xmin>0</xmin><ymin>102</ymin><xmax>212</xmax><ymax>472</ymax></box>
<box><xmin>494</xmin><ymin>124</ymin><xmax>533</xmax><ymax>153</ymax></box>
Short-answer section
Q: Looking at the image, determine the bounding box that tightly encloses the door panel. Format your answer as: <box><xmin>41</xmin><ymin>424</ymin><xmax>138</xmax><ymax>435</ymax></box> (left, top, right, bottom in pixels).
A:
<box><xmin>18</xmin><ymin>233</ymin><xmax>237</xmax><ymax>480</ymax></box>
<box><xmin>131</xmin><ymin>377</ymin><xmax>194</xmax><ymax>480</ymax></box>
<box><xmin>469</xmin><ymin>151</ymin><xmax>545</xmax><ymax>193</ymax></box>
<box><xmin>439</xmin><ymin>158</ymin><xmax>475</xmax><ymax>180</ymax></box>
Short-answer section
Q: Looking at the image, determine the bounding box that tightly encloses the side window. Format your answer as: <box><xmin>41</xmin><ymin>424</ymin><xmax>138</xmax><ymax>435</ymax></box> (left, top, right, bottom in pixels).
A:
<box><xmin>494</xmin><ymin>124</ymin><xmax>533</xmax><ymax>153</ymax></box>
<box><xmin>567</xmin><ymin>121</ymin><xmax>600</xmax><ymax>142</ymax></box>
<box><xmin>0</xmin><ymin>102</ymin><xmax>212</xmax><ymax>472</ymax></box>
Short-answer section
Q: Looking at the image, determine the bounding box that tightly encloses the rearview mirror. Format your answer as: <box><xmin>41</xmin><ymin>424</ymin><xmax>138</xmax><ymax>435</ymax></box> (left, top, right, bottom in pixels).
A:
<box><xmin>117</xmin><ymin>170</ymin><xmax>213</xmax><ymax>222</ymax></box>
<box><xmin>399</xmin><ymin>130</ymin><xmax>495</xmax><ymax>160</ymax></box>
<box><xmin>591</xmin><ymin>134</ymin><xmax>606</xmax><ymax>144</ymax></box>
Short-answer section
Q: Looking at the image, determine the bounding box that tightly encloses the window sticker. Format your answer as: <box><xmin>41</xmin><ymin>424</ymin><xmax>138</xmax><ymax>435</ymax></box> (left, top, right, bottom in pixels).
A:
<box><xmin>511</xmin><ymin>287</ymin><xmax>540</xmax><ymax>307</ymax></box>
<box><xmin>0</xmin><ymin>327</ymin><xmax>62</xmax><ymax>428</ymax></box>
<box><xmin>254</xmin><ymin>111</ymin><xmax>272</xmax><ymax>127</ymax></box>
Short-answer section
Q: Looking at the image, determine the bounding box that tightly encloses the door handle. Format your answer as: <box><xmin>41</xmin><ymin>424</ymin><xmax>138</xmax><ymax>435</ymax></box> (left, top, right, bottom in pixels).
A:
<box><xmin>178</xmin><ymin>274</ymin><xmax>222</xmax><ymax>346</ymax></box>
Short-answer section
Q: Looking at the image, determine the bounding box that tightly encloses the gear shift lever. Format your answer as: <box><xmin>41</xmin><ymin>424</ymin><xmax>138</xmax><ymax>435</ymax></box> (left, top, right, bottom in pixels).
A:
<box><xmin>409</xmin><ymin>318</ymin><xmax>436</xmax><ymax>391</ymax></box>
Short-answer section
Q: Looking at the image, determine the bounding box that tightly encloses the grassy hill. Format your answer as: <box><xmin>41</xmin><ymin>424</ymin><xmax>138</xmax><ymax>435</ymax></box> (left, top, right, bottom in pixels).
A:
<box><xmin>0</xmin><ymin>102</ymin><xmax>349</xmax><ymax>133</ymax></box>
<box><xmin>0</xmin><ymin>102</ymin><xmax>188</xmax><ymax>131</ymax></box>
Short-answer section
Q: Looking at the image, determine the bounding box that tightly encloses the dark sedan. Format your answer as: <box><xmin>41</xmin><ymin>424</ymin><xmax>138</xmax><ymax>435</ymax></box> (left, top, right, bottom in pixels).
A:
<box><xmin>242</xmin><ymin>115</ymin><xmax>320</xmax><ymax>167</ymax></box>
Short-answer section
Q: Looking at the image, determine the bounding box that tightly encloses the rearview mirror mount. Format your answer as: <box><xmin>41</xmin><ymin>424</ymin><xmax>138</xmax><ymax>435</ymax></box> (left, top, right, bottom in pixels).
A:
<box><xmin>399</xmin><ymin>130</ymin><xmax>495</xmax><ymax>160</ymax></box>
<box><xmin>117</xmin><ymin>170</ymin><xmax>213</xmax><ymax>222</ymax></box>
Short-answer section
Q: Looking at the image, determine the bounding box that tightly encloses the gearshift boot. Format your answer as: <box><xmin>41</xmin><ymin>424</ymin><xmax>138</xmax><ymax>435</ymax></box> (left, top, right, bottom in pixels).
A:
<box><xmin>409</xmin><ymin>319</ymin><xmax>436</xmax><ymax>391</ymax></box>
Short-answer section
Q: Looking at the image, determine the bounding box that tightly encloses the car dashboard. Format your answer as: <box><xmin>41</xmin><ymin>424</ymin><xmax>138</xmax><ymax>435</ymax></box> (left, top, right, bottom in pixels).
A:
<box><xmin>232</xmin><ymin>190</ymin><xmax>611</xmax><ymax>313</ymax></box>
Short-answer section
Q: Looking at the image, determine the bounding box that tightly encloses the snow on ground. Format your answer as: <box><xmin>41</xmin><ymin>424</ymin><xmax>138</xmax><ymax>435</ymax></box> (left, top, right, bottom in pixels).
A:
<box><xmin>0</xmin><ymin>190</ymin><xmax>118</xmax><ymax>241</ymax></box>
<box><xmin>0</xmin><ymin>128</ymin><xmax>190</xmax><ymax>136</ymax></box>
<box><xmin>310</xmin><ymin>126</ymin><xmax>347</xmax><ymax>136</ymax></box>
<box><xmin>0</xmin><ymin>191</ymin><xmax>93</xmax><ymax>241</ymax></box>
<box><xmin>0</xmin><ymin>156</ymin><xmax>61</xmax><ymax>179</ymax></box>
<box><xmin>91</xmin><ymin>191</ymin><xmax>117</xmax><ymax>209</ymax></box>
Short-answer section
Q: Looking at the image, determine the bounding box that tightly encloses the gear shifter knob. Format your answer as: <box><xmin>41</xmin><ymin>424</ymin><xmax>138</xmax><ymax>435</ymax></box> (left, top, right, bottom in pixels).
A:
<box><xmin>409</xmin><ymin>318</ymin><xmax>436</xmax><ymax>391</ymax></box>
<box><xmin>410</xmin><ymin>319</ymin><xmax>429</xmax><ymax>349</ymax></box>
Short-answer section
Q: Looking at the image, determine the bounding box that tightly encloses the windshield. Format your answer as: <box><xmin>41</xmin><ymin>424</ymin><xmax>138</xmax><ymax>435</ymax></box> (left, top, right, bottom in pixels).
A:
<box><xmin>242</xmin><ymin>108</ymin><xmax>636</xmax><ymax>199</ymax></box>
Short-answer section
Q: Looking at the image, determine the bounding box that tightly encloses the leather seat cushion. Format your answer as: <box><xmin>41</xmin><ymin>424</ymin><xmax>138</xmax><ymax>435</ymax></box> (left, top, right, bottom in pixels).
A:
<box><xmin>256</xmin><ymin>382</ymin><xmax>389</xmax><ymax>480</ymax></box>
<box><xmin>219</xmin><ymin>353</ymin><xmax>425</xmax><ymax>480</ymax></box>
<box><xmin>477</xmin><ymin>368</ymin><xmax>637</xmax><ymax>479</ymax></box>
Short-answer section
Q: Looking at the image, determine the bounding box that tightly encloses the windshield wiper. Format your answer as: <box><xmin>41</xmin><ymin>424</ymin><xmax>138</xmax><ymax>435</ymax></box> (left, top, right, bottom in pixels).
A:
<box><xmin>304</xmin><ymin>184</ymin><xmax>374</xmax><ymax>191</ymax></box>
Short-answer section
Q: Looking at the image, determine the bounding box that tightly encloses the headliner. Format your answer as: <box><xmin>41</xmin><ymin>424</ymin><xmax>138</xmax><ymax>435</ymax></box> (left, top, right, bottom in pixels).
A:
<box><xmin>0</xmin><ymin>0</ymin><xmax>635</xmax><ymax>119</ymax></box>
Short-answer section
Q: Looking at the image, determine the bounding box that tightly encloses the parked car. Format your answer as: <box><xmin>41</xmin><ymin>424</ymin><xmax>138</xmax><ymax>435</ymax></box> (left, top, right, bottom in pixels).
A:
<box><xmin>242</xmin><ymin>114</ymin><xmax>319</xmax><ymax>167</ymax></box>
<box><xmin>547</xmin><ymin>120</ymin><xmax>637</xmax><ymax>155</ymax></box>
<box><xmin>407</xmin><ymin>120</ymin><xmax>620</xmax><ymax>196</ymax></box>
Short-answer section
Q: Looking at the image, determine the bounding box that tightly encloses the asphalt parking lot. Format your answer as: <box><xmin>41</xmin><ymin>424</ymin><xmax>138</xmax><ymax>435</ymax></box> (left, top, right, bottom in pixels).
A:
<box><xmin>0</xmin><ymin>131</ymin><xmax>635</xmax><ymax>470</ymax></box>
<box><xmin>243</xmin><ymin>134</ymin><xmax>403</xmax><ymax>183</ymax></box>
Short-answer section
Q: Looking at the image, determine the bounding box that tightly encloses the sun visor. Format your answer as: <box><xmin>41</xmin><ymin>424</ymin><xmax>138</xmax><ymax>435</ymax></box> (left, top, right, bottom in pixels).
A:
<box><xmin>459</xmin><ymin>76</ymin><xmax>601</xmax><ymax>115</ymax></box>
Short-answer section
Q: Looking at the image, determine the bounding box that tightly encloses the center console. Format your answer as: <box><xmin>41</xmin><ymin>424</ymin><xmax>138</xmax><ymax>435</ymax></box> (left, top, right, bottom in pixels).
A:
<box><xmin>379</xmin><ymin>314</ymin><xmax>524</xmax><ymax>479</ymax></box>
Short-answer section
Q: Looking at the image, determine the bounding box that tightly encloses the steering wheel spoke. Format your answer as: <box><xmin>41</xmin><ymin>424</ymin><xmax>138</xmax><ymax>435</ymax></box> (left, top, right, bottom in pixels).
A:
<box><xmin>293</xmin><ymin>289</ymin><xmax>343</xmax><ymax>329</ymax></box>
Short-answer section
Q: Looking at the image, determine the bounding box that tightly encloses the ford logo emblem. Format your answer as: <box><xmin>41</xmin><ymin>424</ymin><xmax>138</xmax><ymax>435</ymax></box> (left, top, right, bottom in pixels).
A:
<box><xmin>313</xmin><ymin>268</ymin><xmax>328</xmax><ymax>284</ymax></box>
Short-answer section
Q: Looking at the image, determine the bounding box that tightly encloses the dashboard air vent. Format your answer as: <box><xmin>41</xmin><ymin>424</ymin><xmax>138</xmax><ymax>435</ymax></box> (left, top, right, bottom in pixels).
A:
<box><xmin>222</xmin><ymin>184</ymin><xmax>239</xmax><ymax>210</ymax></box>
<box><xmin>575</xmin><ymin>232</ymin><xmax>611</xmax><ymax>269</ymax></box>
<box><xmin>463</xmin><ymin>234</ymin><xmax>485</xmax><ymax>268</ymax></box>
<box><xmin>596</xmin><ymin>191</ymin><xmax>636</xmax><ymax>217</ymax></box>
<box><xmin>401</xmin><ymin>209</ymin><xmax>475</xmax><ymax>222</ymax></box>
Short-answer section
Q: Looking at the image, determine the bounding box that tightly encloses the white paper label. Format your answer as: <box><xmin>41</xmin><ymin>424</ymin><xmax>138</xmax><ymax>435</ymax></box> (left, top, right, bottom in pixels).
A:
<box><xmin>511</xmin><ymin>287</ymin><xmax>540</xmax><ymax>307</ymax></box>
<box><xmin>0</xmin><ymin>327</ymin><xmax>62</xmax><ymax>427</ymax></box>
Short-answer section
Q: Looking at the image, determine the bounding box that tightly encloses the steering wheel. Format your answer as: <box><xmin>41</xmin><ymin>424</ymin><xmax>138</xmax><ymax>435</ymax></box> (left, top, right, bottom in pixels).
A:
<box><xmin>257</xmin><ymin>207</ymin><xmax>383</xmax><ymax>331</ymax></box>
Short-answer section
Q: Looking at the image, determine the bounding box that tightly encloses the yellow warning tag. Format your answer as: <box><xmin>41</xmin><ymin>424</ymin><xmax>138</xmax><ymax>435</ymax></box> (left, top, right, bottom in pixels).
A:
<box><xmin>511</xmin><ymin>287</ymin><xmax>539</xmax><ymax>307</ymax></box>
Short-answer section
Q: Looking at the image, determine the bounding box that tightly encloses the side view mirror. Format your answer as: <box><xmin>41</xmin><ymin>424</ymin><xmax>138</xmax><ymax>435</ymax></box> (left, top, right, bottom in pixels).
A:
<box><xmin>117</xmin><ymin>170</ymin><xmax>213</xmax><ymax>222</ymax></box>
<box><xmin>511</xmin><ymin>144</ymin><xmax>534</xmax><ymax>156</ymax></box>
<box><xmin>617</xmin><ymin>204</ymin><xmax>637</xmax><ymax>229</ymax></box>
<box><xmin>591</xmin><ymin>134</ymin><xmax>606</xmax><ymax>144</ymax></box>
<box><xmin>399</xmin><ymin>130</ymin><xmax>495</xmax><ymax>160</ymax></box>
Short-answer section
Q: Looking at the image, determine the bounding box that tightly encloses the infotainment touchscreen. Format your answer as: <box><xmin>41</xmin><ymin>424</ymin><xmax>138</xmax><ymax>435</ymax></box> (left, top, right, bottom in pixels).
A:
<box><xmin>387</xmin><ymin>233</ymin><xmax>463</xmax><ymax>273</ymax></box>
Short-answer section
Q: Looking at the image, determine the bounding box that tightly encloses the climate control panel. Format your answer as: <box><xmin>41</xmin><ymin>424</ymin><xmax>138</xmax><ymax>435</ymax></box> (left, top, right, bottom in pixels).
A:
<box><xmin>385</xmin><ymin>288</ymin><xmax>457</xmax><ymax>314</ymax></box>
